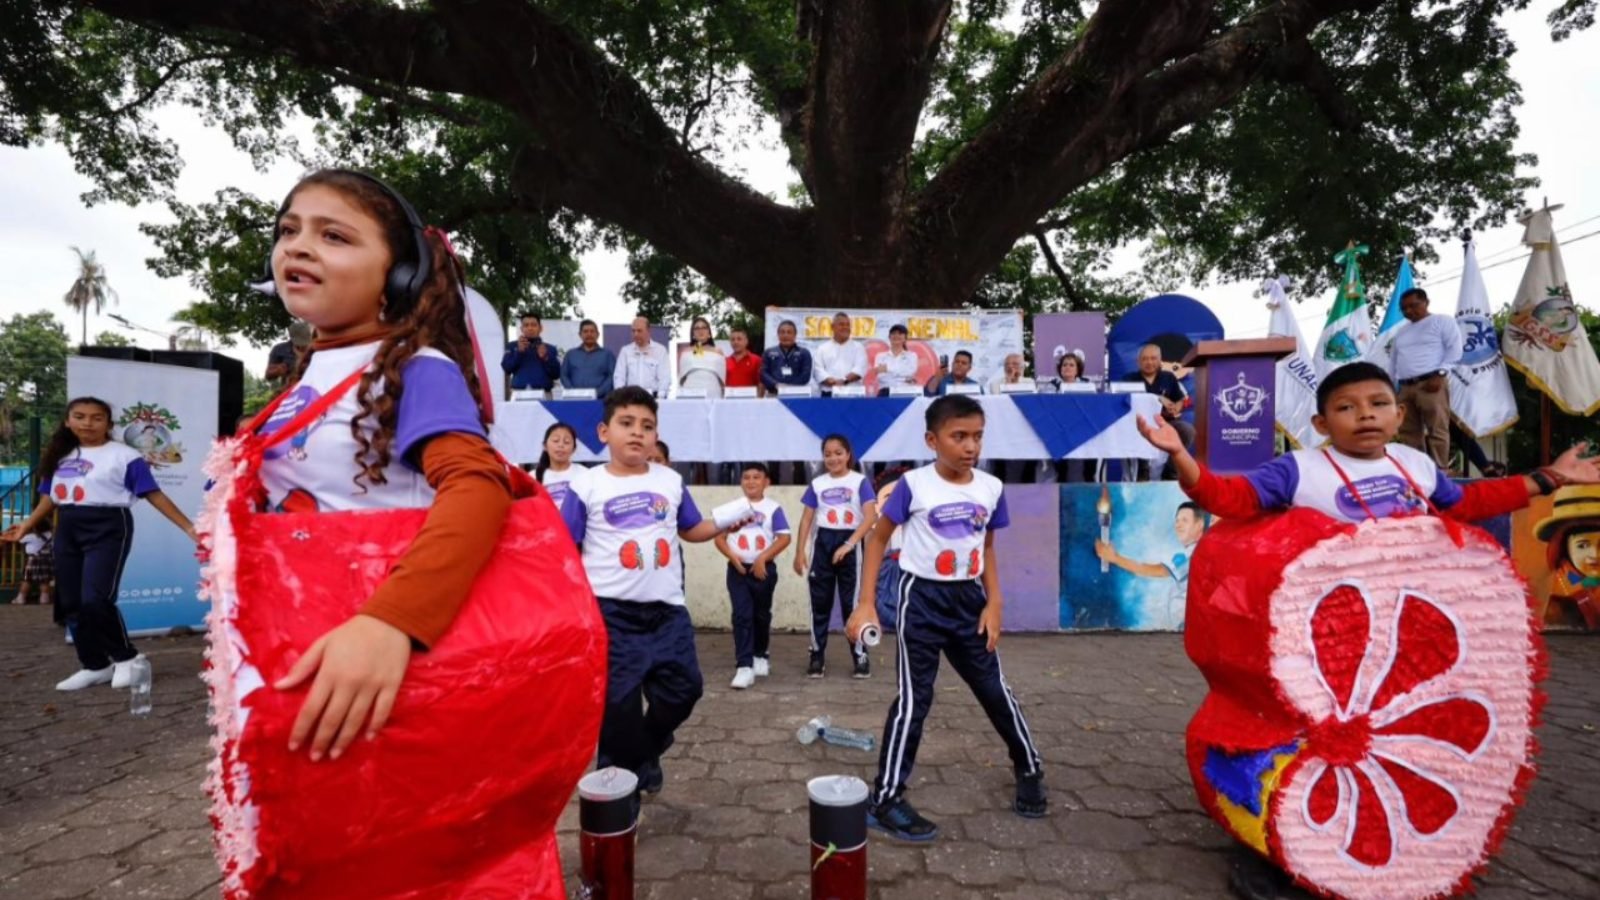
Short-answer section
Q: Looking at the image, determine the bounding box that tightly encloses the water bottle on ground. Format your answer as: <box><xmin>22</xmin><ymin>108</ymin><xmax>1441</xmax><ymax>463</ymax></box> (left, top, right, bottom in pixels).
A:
<box><xmin>128</xmin><ymin>657</ymin><xmax>153</xmax><ymax>717</ymax></box>
<box><xmin>796</xmin><ymin>715</ymin><xmax>877</xmax><ymax>752</ymax></box>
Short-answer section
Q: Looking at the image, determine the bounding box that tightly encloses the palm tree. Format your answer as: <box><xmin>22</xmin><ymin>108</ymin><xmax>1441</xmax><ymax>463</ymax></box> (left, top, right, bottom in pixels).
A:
<box><xmin>62</xmin><ymin>247</ymin><xmax>118</xmax><ymax>345</ymax></box>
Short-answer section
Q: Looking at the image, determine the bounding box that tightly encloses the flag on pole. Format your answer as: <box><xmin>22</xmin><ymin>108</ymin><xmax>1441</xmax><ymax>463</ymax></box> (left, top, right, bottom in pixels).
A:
<box><xmin>1449</xmin><ymin>238</ymin><xmax>1518</xmax><ymax>437</ymax></box>
<box><xmin>1264</xmin><ymin>276</ymin><xmax>1320</xmax><ymax>449</ymax></box>
<box><xmin>1363</xmin><ymin>255</ymin><xmax>1416</xmax><ymax>371</ymax></box>
<box><xmin>1314</xmin><ymin>243</ymin><xmax>1373</xmax><ymax>379</ymax></box>
<box><xmin>1503</xmin><ymin>205</ymin><xmax>1600</xmax><ymax>417</ymax></box>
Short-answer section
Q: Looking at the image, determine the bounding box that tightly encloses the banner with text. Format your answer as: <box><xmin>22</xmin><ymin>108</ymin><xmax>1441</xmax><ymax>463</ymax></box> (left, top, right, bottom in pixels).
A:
<box><xmin>66</xmin><ymin>357</ymin><xmax>215</xmax><ymax>634</ymax></box>
<box><xmin>763</xmin><ymin>307</ymin><xmax>1025</xmax><ymax>391</ymax></box>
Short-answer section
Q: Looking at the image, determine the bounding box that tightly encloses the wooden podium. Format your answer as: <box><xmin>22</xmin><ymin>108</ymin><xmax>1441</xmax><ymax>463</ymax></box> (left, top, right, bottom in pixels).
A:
<box><xmin>1181</xmin><ymin>338</ymin><xmax>1296</xmax><ymax>474</ymax></box>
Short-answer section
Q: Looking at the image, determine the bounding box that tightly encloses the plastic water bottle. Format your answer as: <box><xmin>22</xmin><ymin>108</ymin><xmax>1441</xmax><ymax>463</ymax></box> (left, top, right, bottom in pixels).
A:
<box><xmin>796</xmin><ymin>715</ymin><xmax>877</xmax><ymax>752</ymax></box>
<box><xmin>128</xmin><ymin>657</ymin><xmax>153</xmax><ymax>717</ymax></box>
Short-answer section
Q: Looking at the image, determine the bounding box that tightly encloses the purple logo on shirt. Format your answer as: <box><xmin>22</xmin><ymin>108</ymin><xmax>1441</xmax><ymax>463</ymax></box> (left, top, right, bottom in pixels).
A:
<box><xmin>820</xmin><ymin>486</ymin><xmax>853</xmax><ymax>505</ymax></box>
<box><xmin>603</xmin><ymin>491</ymin><xmax>671</xmax><ymax>529</ymax></box>
<box><xmin>260</xmin><ymin>385</ymin><xmax>324</xmax><ymax>460</ymax></box>
<box><xmin>54</xmin><ymin>458</ymin><xmax>93</xmax><ymax>480</ymax></box>
<box><xmin>1334</xmin><ymin>475</ymin><xmax>1426</xmax><ymax>519</ymax></box>
<box><xmin>928</xmin><ymin>501</ymin><xmax>989</xmax><ymax>538</ymax></box>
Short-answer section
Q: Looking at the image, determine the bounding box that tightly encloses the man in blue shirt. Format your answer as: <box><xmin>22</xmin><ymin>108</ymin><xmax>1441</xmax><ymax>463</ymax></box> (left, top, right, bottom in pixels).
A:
<box><xmin>502</xmin><ymin>313</ymin><xmax>561</xmax><ymax>391</ymax></box>
<box><xmin>1123</xmin><ymin>343</ymin><xmax>1193</xmax><ymax>480</ymax></box>
<box><xmin>925</xmin><ymin>350</ymin><xmax>984</xmax><ymax>396</ymax></box>
<box><xmin>761</xmin><ymin>320</ymin><xmax>813</xmax><ymax>392</ymax></box>
<box><xmin>560</xmin><ymin>319</ymin><xmax>616</xmax><ymax>398</ymax></box>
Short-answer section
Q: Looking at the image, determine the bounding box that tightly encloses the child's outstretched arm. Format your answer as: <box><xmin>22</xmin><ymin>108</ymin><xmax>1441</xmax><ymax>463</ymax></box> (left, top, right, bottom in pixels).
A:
<box><xmin>845</xmin><ymin>514</ymin><xmax>894</xmax><ymax>643</ymax></box>
<box><xmin>1</xmin><ymin>495</ymin><xmax>55</xmax><ymax>542</ymax></box>
<box><xmin>143</xmin><ymin>490</ymin><xmax>199</xmax><ymax>543</ymax></box>
<box><xmin>977</xmin><ymin>530</ymin><xmax>1004</xmax><ymax>652</ymax></box>
<box><xmin>1443</xmin><ymin>441</ymin><xmax>1600</xmax><ymax>521</ymax></box>
<box><xmin>1135</xmin><ymin>414</ymin><xmax>1264</xmax><ymax>520</ymax></box>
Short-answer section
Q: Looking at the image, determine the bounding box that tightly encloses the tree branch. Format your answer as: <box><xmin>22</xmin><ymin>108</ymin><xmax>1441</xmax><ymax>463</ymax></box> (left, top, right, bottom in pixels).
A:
<box><xmin>324</xmin><ymin>69</ymin><xmax>484</xmax><ymax>129</ymax></box>
<box><xmin>911</xmin><ymin>0</ymin><xmax>1383</xmax><ymax>301</ymax></box>
<box><xmin>83</xmin><ymin>0</ymin><xmax>823</xmax><ymax>312</ymax></box>
<box><xmin>1031</xmin><ymin>229</ymin><xmax>1090</xmax><ymax>311</ymax></box>
<box><xmin>109</xmin><ymin>52</ymin><xmax>236</xmax><ymax>117</ymax></box>
<box><xmin>1265</xmin><ymin>38</ymin><xmax>1357</xmax><ymax>131</ymax></box>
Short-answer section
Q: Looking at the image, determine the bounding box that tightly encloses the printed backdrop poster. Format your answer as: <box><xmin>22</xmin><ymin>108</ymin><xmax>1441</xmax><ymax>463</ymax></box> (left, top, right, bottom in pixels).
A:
<box><xmin>764</xmin><ymin>307</ymin><xmax>1024</xmax><ymax>389</ymax></box>
<box><xmin>1059</xmin><ymin>482</ymin><xmax>1198</xmax><ymax>632</ymax></box>
<box><xmin>1032</xmin><ymin>312</ymin><xmax>1107</xmax><ymax>380</ymax></box>
<box><xmin>67</xmin><ymin>356</ymin><xmax>216</xmax><ymax>634</ymax></box>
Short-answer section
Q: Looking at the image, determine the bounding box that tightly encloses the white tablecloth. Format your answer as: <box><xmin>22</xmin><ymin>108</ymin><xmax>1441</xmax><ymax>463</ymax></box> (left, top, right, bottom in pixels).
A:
<box><xmin>492</xmin><ymin>394</ymin><xmax>1162</xmax><ymax>464</ymax></box>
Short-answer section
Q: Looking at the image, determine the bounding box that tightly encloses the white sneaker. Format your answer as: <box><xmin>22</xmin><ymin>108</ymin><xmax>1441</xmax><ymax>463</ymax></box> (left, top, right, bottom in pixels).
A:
<box><xmin>111</xmin><ymin>655</ymin><xmax>147</xmax><ymax>690</ymax></box>
<box><xmin>56</xmin><ymin>667</ymin><xmax>113</xmax><ymax>691</ymax></box>
<box><xmin>753</xmin><ymin>657</ymin><xmax>770</xmax><ymax>678</ymax></box>
<box><xmin>730</xmin><ymin>667</ymin><xmax>755</xmax><ymax>690</ymax></box>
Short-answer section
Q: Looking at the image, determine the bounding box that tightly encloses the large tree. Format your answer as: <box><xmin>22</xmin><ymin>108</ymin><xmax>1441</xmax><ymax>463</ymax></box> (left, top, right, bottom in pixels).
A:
<box><xmin>1</xmin><ymin>0</ymin><xmax>1582</xmax><ymax>342</ymax></box>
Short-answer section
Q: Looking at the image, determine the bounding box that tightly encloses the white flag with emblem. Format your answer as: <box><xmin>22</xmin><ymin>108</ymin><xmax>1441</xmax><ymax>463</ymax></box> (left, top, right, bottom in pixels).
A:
<box><xmin>1264</xmin><ymin>276</ymin><xmax>1320</xmax><ymax>449</ymax></box>
<box><xmin>1502</xmin><ymin>205</ymin><xmax>1600</xmax><ymax>417</ymax></box>
<box><xmin>1448</xmin><ymin>240</ymin><xmax>1518</xmax><ymax>436</ymax></box>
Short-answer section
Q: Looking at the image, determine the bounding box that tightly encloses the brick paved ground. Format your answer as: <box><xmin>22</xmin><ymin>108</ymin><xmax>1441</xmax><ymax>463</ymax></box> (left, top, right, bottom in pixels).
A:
<box><xmin>2</xmin><ymin>605</ymin><xmax>1596</xmax><ymax>899</ymax></box>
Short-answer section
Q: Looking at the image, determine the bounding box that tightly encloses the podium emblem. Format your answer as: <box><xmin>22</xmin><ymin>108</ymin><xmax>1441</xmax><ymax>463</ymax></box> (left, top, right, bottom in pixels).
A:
<box><xmin>1215</xmin><ymin>372</ymin><xmax>1269</xmax><ymax>424</ymax></box>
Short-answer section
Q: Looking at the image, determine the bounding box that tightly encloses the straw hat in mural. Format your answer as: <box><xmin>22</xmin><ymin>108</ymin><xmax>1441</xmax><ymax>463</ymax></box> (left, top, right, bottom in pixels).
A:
<box><xmin>1533</xmin><ymin>484</ymin><xmax>1600</xmax><ymax>542</ymax></box>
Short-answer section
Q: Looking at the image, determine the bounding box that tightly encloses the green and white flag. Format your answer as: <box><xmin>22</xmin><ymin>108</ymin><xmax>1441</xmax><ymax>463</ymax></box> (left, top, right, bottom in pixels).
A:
<box><xmin>1503</xmin><ymin>206</ymin><xmax>1600</xmax><ymax>417</ymax></box>
<box><xmin>1314</xmin><ymin>243</ymin><xmax>1373</xmax><ymax>379</ymax></box>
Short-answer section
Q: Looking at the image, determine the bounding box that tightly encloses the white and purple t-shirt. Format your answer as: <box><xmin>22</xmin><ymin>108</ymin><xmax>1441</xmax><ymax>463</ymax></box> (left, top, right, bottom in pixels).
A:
<box><xmin>561</xmin><ymin>463</ymin><xmax>702</xmax><ymax>605</ymax></box>
<box><xmin>41</xmin><ymin>441</ymin><xmax>158</xmax><ymax>507</ymax></box>
<box><xmin>801</xmin><ymin>471</ymin><xmax>875</xmax><ymax>531</ymax></box>
<box><xmin>882</xmin><ymin>464</ymin><xmax>1009</xmax><ymax>582</ymax></box>
<box><xmin>727</xmin><ymin>496</ymin><xmax>791</xmax><ymax>565</ymax></box>
<box><xmin>540</xmin><ymin>464</ymin><xmax>591</xmax><ymax>513</ymax></box>
<box><xmin>1242</xmin><ymin>444</ymin><xmax>1462</xmax><ymax>525</ymax></box>
<box><xmin>257</xmin><ymin>341</ymin><xmax>483</xmax><ymax>513</ymax></box>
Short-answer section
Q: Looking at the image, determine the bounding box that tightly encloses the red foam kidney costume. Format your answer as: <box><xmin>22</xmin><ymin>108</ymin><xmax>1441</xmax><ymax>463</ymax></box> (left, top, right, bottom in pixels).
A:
<box><xmin>1186</xmin><ymin>509</ymin><xmax>1543</xmax><ymax>900</ymax></box>
<box><xmin>198</xmin><ymin>394</ymin><xmax>605</xmax><ymax>899</ymax></box>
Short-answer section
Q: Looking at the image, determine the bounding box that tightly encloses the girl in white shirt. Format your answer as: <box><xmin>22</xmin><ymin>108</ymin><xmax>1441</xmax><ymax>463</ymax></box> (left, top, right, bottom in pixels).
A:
<box><xmin>534</xmin><ymin>422</ymin><xmax>589</xmax><ymax>512</ymax></box>
<box><xmin>3</xmin><ymin>397</ymin><xmax>196</xmax><ymax>691</ymax></box>
<box><xmin>677</xmin><ymin>317</ymin><xmax>725</xmax><ymax>398</ymax></box>
<box><xmin>793</xmin><ymin>434</ymin><xmax>878</xmax><ymax>678</ymax></box>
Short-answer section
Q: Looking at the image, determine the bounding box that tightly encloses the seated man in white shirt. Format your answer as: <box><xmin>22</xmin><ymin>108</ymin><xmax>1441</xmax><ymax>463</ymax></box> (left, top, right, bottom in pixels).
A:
<box><xmin>815</xmin><ymin>312</ymin><xmax>867</xmax><ymax>396</ymax></box>
<box><xmin>986</xmin><ymin>353</ymin><xmax>1027</xmax><ymax>394</ymax></box>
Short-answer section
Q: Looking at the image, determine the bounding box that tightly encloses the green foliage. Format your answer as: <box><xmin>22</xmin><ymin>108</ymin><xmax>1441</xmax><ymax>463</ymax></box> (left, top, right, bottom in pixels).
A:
<box><xmin>0</xmin><ymin>312</ymin><xmax>70</xmax><ymax>463</ymax></box>
<box><xmin>0</xmin><ymin>0</ymin><xmax>1586</xmax><ymax>337</ymax></box>
<box><xmin>91</xmin><ymin>330</ymin><xmax>131</xmax><ymax>347</ymax></box>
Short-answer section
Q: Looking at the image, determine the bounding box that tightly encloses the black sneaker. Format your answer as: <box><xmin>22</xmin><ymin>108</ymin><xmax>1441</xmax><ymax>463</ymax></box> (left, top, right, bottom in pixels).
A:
<box><xmin>867</xmin><ymin>797</ymin><xmax>939</xmax><ymax>842</ymax></box>
<box><xmin>807</xmin><ymin>653</ymin><xmax>825</xmax><ymax>678</ymax></box>
<box><xmin>1228</xmin><ymin>846</ymin><xmax>1298</xmax><ymax>900</ymax></box>
<box><xmin>1014</xmin><ymin>772</ymin><xmax>1048</xmax><ymax>818</ymax></box>
<box><xmin>852</xmin><ymin>656</ymin><xmax>870</xmax><ymax>679</ymax></box>
<box><xmin>637</xmin><ymin>758</ymin><xmax>664</xmax><ymax>795</ymax></box>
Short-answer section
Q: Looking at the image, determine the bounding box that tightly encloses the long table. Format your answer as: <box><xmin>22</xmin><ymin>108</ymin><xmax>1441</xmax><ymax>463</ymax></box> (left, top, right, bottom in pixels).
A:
<box><xmin>491</xmin><ymin>393</ymin><xmax>1163</xmax><ymax>464</ymax></box>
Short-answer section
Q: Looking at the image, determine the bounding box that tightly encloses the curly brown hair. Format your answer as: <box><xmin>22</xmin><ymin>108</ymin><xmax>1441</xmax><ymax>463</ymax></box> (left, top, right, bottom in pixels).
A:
<box><xmin>282</xmin><ymin>170</ymin><xmax>484</xmax><ymax>490</ymax></box>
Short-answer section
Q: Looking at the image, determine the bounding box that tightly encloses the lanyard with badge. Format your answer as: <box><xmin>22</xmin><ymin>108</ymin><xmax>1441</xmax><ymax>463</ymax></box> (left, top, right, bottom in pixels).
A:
<box><xmin>1321</xmin><ymin>448</ymin><xmax>1466</xmax><ymax>546</ymax></box>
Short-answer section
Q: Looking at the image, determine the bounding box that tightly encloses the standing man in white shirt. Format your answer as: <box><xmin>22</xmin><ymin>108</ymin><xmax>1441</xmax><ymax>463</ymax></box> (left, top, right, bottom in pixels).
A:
<box><xmin>815</xmin><ymin>311</ymin><xmax>868</xmax><ymax>396</ymax></box>
<box><xmin>614</xmin><ymin>315</ymin><xmax>671</xmax><ymax>398</ymax></box>
<box><xmin>1388</xmin><ymin>288</ymin><xmax>1464</xmax><ymax>468</ymax></box>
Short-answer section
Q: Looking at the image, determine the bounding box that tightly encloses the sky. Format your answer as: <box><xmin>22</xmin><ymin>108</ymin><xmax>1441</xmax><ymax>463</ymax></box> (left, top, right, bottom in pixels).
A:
<box><xmin>1</xmin><ymin>4</ymin><xmax>1596</xmax><ymax>379</ymax></box>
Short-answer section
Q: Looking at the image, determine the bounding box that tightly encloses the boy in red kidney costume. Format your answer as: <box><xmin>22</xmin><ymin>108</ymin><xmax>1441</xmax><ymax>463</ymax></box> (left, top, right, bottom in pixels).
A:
<box><xmin>1136</xmin><ymin>361</ymin><xmax>1600</xmax><ymax>900</ymax></box>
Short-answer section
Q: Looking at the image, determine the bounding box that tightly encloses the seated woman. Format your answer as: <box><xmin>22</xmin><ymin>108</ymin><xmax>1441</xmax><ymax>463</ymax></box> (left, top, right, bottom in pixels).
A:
<box><xmin>678</xmin><ymin>316</ymin><xmax>725</xmax><ymax>399</ymax></box>
<box><xmin>1049</xmin><ymin>352</ymin><xmax>1093</xmax><ymax>483</ymax></box>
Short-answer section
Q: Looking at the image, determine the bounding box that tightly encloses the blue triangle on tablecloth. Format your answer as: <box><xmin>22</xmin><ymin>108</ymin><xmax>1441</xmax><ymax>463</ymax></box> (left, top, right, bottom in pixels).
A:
<box><xmin>1010</xmin><ymin>393</ymin><xmax>1133</xmax><ymax>459</ymax></box>
<box><xmin>543</xmin><ymin>400</ymin><xmax>609</xmax><ymax>454</ymax></box>
<box><xmin>779</xmin><ymin>397</ymin><xmax>914</xmax><ymax>457</ymax></box>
